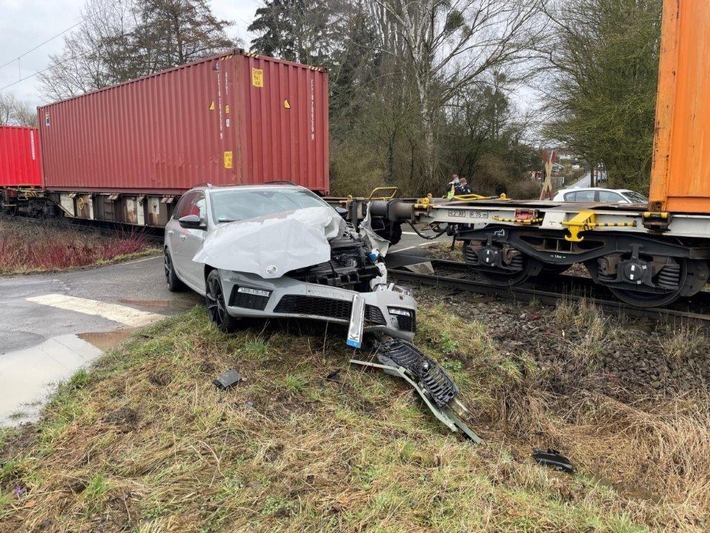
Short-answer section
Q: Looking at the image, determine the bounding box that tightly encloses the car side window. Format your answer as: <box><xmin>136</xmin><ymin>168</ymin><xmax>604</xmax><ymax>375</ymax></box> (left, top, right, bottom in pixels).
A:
<box><xmin>174</xmin><ymin>192</ymin><xmax>196</xmax><ymax>219</ymax></box>
<box><xmin>575</xmin><ymin>190</ymin><xmax>595</xmax><ymax>202</ymax></box>
<box><xmin>564</xmin><ymin>192</ymin><xmax>576</xmax><ymax>201</ymax></box>
<box><xmin>599</xmin><ymin>191</ymin><xmax>624</xmax><ymax>203</ymax></box>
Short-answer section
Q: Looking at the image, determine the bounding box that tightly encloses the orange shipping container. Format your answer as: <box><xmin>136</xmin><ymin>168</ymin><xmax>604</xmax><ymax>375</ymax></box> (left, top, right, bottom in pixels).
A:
<box><xmin>38</xmin><ymin>50</ymin><xmax>329</xmax><ymax>195</ymax></box>
<box><xmin>650</xmin><ymin>1</ymin><xmax>710</xmax><ymax>213</ymax></box>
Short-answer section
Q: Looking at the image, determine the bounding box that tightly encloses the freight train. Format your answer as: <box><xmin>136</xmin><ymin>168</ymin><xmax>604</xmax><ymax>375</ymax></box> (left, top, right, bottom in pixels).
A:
<box><xmin>2</xmin><ymin>50</ymin><xmax>329</xmax><ymax>225</ymax></box>
<box><xmin>377</xmin><ymin>0</ymin><xmax>710</xmax><ymax>308</ymax></box>
<box><xmin>1</xmin><ymin>0</ymin><xmax>709</xmax><ymax>308</ymax></box>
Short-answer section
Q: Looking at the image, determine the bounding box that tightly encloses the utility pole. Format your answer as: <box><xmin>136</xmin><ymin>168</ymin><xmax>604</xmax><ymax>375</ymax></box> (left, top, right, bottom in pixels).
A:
<box><xmin>539</xmin><ymin>150</ymin><xmax>556</xmax><ymax>200</ymax></box>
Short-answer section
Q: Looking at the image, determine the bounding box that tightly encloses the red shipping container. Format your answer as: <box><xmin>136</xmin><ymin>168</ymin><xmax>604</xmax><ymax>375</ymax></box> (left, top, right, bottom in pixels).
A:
<box><xmin>38</xmin><ymin>50</ymin><xmax>329</xmax><ymax>195</ymax></box>
<box><xmin>0</xmin><ymin>125</ymin><xmax>42</xmax><ymax>188</ymax></box>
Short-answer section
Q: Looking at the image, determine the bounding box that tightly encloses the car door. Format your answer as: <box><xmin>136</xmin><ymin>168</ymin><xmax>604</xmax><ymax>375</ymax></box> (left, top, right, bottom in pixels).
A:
<box><xmin>171</xmin><ymin>191</ymin><xmax>207</xmax><ymax>290</ymax></box>
<box><xmin>182</xmin><ymin>194</ymin><xmax>208</xmax><ymax>291</ymax></box>
<box><xmin>166</xmin><ymin>192</ymin><xmax>195</xmax><ymax>282</ymax></box>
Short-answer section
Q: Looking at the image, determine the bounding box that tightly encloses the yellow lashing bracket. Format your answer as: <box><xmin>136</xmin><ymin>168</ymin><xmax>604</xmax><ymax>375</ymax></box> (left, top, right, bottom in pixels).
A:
<box><xmin>413</xmin><ymin>195</ymin><xmax>432</xmax><ymax>210</ymax></box>
<box><xmin>492</xmin><ymin>216</ymin><xmax>543</xmax><ymax>225</ymax></box>
<box><xmin>561</xmin><ymin>210</ymin><xmax>637</xmax><ymax>242</ymax></box>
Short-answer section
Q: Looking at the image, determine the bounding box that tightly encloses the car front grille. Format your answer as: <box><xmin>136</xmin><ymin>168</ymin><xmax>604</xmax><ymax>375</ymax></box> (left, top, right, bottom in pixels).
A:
<box><xmin>273</xmin><ymin>295</ymin><xmax>407</xmax><ymax>330</ymax></box>
<box><xmin>274</xmin><ymin>295</ymin><xmax>352</xmax><ymax>320</ymax></box>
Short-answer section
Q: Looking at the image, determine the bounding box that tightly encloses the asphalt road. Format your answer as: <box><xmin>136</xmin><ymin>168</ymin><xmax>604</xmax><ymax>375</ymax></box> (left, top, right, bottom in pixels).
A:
<box><xmin>0</xmin><ymin>255</ymin><xmax>202</xmax><ymax>425</ymax></box>
<box><xmin>0</xmin><ymin>255</ymin><xmax>201</xmax><ymax>356</ymax></box>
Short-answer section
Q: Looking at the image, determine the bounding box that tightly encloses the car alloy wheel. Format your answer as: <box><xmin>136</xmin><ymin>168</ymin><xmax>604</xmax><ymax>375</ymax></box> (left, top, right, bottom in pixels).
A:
<box><xmin>205</xmin><ymin>270</ymin><xmax>239</xmax><ymax>333</ymax></box>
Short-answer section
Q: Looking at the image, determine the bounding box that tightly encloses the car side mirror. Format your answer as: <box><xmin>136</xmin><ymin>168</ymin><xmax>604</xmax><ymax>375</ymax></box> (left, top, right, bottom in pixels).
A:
<box><xmin>178</xmin><ymin>214</ymin><xmax>206</xmax><ymax>229</ymax></box>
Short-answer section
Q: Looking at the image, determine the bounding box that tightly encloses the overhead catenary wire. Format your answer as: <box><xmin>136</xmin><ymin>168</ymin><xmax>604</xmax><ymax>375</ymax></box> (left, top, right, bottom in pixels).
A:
<box><xmin>0</xmin><ymin>18</ymin><xmax>85</xmax><ymax>72</ymax></box>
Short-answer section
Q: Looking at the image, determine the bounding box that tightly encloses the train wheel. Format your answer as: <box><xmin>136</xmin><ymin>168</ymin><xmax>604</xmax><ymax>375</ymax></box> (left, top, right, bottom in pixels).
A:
<box><xmin>470</xmin><ymin>253</ymin><xmax>541</xmax><ymax>287</ymax></box>
<box><xmin>585</xmin><ymin>257</ymin><xmax>688</xmax><ymax>308</ymax></box>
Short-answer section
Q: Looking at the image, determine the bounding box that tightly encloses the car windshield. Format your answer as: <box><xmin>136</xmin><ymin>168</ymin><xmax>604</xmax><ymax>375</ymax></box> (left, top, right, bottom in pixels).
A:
<box><xmin>210</xmin><ymin>187</ymin><xmax>332</xmax><ymax>223</ymax></box>
<box><xmin>623</xmin><ymin>191</ymin><xmax>648</xmax><ymax>203</ymax></box>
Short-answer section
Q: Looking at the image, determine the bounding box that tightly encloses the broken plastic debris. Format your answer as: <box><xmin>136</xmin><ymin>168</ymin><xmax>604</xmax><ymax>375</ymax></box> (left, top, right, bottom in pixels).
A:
<box><xmin>213</xmin><ymin>369</ymin><xmax>243</xmax><ymax>390</ymax></box>
<box><xmin>326</xmin><ymin>370</ymin><xmax>342</xmax><ymax>383</ymax></box>
<box><xmin>350</xmin><ymin>340</ymin><xmax>482</xmax><ymax>443</ymax></box>
<box><xmin>532</xmin><ymin>449</ymin><xmax>574</xmax><ymax>474</ymax></box>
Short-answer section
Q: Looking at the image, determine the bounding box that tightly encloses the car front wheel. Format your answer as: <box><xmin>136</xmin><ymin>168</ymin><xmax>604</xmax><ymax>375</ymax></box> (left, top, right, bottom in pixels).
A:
<box><xmin>205</xmin><ymin>270</ymin><xmax>239</xmax><ymax>333</ymax></box>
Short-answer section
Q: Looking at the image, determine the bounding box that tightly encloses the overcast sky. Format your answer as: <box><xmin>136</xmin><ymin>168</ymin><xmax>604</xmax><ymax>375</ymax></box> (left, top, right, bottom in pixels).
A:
<box><xmin>0</xmin><ymin>0</ymin><xmax>261</xmax><ymax>107</ymax></box>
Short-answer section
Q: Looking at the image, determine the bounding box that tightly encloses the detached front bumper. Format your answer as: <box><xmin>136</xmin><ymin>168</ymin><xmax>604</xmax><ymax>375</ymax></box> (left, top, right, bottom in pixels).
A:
<box><xmin>219</xmin><ymin>270</ymin><xmax>417</xmax><ymax>340</ymax></box>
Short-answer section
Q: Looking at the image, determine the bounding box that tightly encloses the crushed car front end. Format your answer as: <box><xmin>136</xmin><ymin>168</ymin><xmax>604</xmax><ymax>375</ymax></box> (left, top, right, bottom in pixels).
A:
<box><xmin>216</xmin><ymin>270</ymin><xmax>416</xmax><ymax>340</ymax></box>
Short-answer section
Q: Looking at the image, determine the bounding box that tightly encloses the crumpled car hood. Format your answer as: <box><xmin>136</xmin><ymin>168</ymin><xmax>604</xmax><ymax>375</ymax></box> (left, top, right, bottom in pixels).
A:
<box><xmin>193</xmin><ymin>207</ymin><xmax>348</xmax><ymax>279</ymax></box>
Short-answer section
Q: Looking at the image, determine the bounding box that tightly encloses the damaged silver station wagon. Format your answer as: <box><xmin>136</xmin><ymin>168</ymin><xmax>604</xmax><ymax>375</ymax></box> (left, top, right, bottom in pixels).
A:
<box><xmin>164</xmin><ymin>184</ymin><xmax>416</xmax><ymax>345</ymax></box>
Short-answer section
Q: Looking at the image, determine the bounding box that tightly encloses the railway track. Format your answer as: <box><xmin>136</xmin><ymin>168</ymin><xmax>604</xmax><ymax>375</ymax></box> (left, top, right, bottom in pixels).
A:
<box><xmin>388</xmin><ymin>258</ymin><xmax>710</xmax><ymax>326</ymax></box>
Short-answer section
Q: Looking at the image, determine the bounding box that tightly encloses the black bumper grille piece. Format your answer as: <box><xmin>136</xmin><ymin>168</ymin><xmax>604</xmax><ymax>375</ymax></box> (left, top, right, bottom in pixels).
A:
<box><xmin>229</xmin><ymin>288</ymin><xmax>270</xmax><ymax>311</ymax></box>
<box><xmin>365</xmin><ymin>305</ymin><xmax>387</xmax><ymax>325</ymax></box>
<box><xmin>396</xmin><ymin>313</ymin><xmax>416</xmax><ymax>333</ymax></box>
<box><xmin>274</xmin><ymin>295</ymin><xmax>352</xmax><ymax>320</ymax></box>
<box><xmin>378</xmin><ymin>339</ymin><xmax>458</xmax><ymax>406</ymax></box>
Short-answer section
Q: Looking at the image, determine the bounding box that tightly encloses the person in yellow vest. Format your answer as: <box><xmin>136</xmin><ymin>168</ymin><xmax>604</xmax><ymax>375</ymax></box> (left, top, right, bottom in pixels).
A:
<box><xmin>446</xmin><ymin>174</ymin><xmax>460</xmax><ymax>199</ymax></box>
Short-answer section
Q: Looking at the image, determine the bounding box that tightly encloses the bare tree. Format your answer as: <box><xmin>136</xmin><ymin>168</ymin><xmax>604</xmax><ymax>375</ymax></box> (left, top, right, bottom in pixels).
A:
<box><xmin>39</xmin><ymin>0</ymin><xmax>138</xmax><ymax>101</ymax></box>
<box><xmin>39</xmin><ymin>0</ymin><xmax>236</xmax><ymax>101</ymax></box>
<box><xmin>365</xmin><ymin>0</ymin><xmax>545</xmax><ymax>190</ymax></box>
<box><xmin>0</xmin><ymin>93</ymin><xmax>36</xmax><ymax>126</ymax></box>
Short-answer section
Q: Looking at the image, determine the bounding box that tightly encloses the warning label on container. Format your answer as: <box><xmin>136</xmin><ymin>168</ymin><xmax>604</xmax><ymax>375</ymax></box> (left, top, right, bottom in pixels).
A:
<box><xmin>252</xmin><ymin>68</ymin><xmax>264</xmax><ymax>88</ymax></box>
<box><xmin>224</xmin><ymin>151</ymin><xmax>233</xmax><ymax>169</ymax></box>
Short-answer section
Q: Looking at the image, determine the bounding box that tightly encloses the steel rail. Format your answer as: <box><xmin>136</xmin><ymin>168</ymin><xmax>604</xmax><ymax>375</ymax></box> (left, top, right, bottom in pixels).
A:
<box><xmin>388</xmin><ymin>259</ymin><xmax>710</xmax><ymax>326</ymax></box>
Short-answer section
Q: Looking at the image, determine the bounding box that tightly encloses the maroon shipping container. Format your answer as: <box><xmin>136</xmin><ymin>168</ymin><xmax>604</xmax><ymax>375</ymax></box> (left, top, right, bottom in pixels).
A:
<box><xmin>0</xmin><ymin>125</ymin><xmax>42</xmax><ymax>188</ymax></box>
<box><xmin>38</xmin><ymin>50</ymin><xmax>329</xmax><ymax>195</ymax></box>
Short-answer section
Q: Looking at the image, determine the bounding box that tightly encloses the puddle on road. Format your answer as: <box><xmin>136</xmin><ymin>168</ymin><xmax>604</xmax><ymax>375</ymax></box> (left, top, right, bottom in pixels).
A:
<box><xmin>0</xmin><ymin>334</ymin><xmax>103</xmax><ymax>427</ymax></box>
<box><xmin>79</xmin><ymin>329</ymin><xmax>136</xmax><ymax>351</ymax></box>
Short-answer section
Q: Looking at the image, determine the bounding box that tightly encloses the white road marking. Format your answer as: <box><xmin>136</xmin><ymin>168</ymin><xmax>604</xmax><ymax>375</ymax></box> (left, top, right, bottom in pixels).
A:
<box><xmin>26</xmin><ymin>294</ymin><xmax>164</xmax><ymax>327</ymax></box>
<box><xmin>402</xmin><ymin>231</ymin><xmax>417</xmax><ymax>235</ymax></box>
<box><xmin>389</xmin><ymin>241</ymin><xmax>440</xmax><ymax>254</ymax></box>
<box><xmin>390</xmin><ymin>246</ymin><xmax>416</xmax><ymax>254</ymax></box>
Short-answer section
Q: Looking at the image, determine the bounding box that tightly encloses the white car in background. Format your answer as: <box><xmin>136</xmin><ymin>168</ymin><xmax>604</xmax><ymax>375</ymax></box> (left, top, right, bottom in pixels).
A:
<box><xmin>553</xmin><ymin>188</ymin><xmax>648</xmax><ymax>204</ymax></box>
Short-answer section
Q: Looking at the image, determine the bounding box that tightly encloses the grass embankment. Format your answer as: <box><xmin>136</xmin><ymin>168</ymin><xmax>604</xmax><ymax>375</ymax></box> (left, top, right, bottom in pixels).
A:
<box><xmin>0</xmin><ymin>218</ymin><xmax>156</xmax><ymax>274</ymax></box>
<box><xmin>1</xmin><ymin>300</ymin><xmax>709</xmax><ymax>532</ymax></box>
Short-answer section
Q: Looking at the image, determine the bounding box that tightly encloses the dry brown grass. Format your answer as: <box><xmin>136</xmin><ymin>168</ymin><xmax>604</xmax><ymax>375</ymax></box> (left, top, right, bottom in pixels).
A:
<box><xmin>1</xmin><ymin>302</ymin><xmax>709</xmax><ymax>531</ymax></box>
<box><xmin>0</xmin><ymin>217</ymin><xmax>156</xmax><ymax>274</ymax></box>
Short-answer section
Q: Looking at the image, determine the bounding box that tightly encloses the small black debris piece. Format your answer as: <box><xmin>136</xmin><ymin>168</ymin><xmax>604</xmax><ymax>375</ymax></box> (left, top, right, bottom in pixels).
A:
<box><xmin>378</xmin><ymin>339</ymin><xmax>458</xmax><ymax>407</ymax></box>
<box><xmin>326</xmin><ymin>370</ymin><xmax>342</xmax><ymax>383</ymax></box>
<box><xmin>213</xmin><ymin>369</ymin><xmax>243</xmax><ymax>390</ymax></box>
<box><xmin>532</xmin><ymin>449</ymin><xmax>574</xmax><ymax>474</ymax></box>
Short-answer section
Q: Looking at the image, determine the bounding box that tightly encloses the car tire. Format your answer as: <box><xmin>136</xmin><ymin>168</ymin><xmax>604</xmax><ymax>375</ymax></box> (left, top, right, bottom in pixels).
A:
<box><xmin>164</xmin><ymin>248</ymin><xmax>185</xmax><ymax>292</ymax></box>
<box><xmin>205</xmin><ymin>269</ymin><xmax>239</xmax><ymax>333</ymax></box>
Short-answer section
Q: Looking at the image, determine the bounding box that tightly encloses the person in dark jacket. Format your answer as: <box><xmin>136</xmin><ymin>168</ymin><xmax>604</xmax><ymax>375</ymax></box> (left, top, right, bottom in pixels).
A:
<box><xmin>456</xmin><ymin>178</ymin><xmax>472</xmax><ymax>195</ymax></box>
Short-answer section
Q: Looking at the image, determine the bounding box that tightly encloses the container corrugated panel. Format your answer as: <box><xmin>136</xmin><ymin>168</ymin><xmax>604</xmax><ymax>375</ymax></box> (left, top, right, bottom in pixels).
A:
<box><xmin>38</xmin><ymin>50</ymin><xmax>329</xmax><ymax>194</ymax></box>
<box><xmin>0</xmin><ymin>126</ymin><xmax>42</xmax><ymax>188</ymax></box>
<box><xmin>650</xmin><ymin>1</ymin><xmax>710</xmax><ymax>213</ymax></box>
